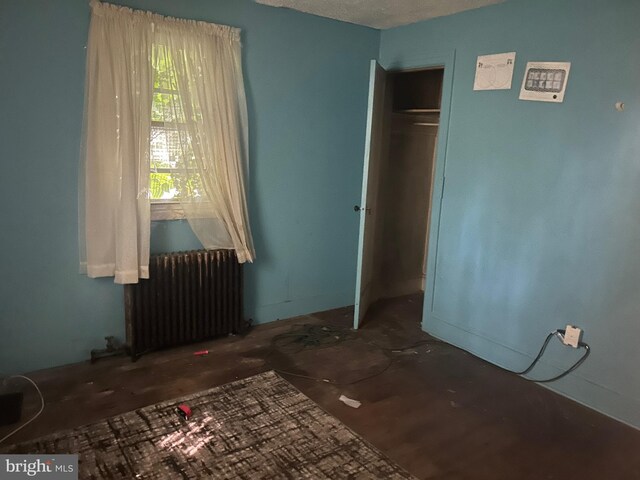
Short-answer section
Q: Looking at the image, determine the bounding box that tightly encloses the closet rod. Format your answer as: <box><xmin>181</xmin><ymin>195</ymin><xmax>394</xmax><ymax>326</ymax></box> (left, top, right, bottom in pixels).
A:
<box><xmin>413</xmin><ymin>122</ymin><xmax>439</xmax><ymax>127</ymax></box>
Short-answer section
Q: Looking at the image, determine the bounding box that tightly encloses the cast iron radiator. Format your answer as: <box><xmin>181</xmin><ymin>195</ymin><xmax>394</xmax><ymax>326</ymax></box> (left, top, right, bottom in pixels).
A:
<box><xmin>124</xmin><ymin>249</ymin><xmax>246</xmax><ymax>359</ymax></box>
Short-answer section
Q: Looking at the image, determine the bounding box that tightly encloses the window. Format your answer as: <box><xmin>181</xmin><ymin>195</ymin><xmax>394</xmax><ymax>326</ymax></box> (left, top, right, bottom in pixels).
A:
<box><xmin>82</xmin><ymin>2</ymin><xmax>255</xmax><ymax>280</ymax></box>
<box><xmin>149</xmin><ymin>45</ymin><xmax>202</xmax><ymax>220</ymax></box>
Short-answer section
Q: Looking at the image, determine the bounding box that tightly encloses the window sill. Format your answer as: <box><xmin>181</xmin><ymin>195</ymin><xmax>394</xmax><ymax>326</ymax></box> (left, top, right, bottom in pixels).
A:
<box><xmin>151</xmin><ymin>202</ymin><xmax>186</xmax><ymax>221</ymax></box>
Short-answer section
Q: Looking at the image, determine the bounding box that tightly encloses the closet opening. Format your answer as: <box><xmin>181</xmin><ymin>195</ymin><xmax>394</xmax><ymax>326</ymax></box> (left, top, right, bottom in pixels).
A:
<box><xmin>355</xmin><ymin>65</ymin><xmax>444</xmax><ymax>327</ymax></box>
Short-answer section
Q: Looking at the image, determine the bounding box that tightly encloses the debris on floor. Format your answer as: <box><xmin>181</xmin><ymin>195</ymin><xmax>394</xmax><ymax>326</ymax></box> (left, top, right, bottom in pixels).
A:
<box><xmin>339</xmin><ymin>394</ymin><xmax>362</xmax><ymax>409</ymax></box>
<box><xmin>392</xmin><ymin>349</ymin><xmax>418</xmax><ymax>355</ymax></box>
<box><xmin>176</xmin><ymin>404</ymin><xmax>192</xmax><ymax>420</ymax></box>
<box><xmin>193</xmin><ymin>350</ymin><xmax>209</xmax><ymax>356</ymax></box>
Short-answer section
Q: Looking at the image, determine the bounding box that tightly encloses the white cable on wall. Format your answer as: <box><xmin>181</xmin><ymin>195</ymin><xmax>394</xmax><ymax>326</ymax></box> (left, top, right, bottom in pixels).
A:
<box><xmin>0</xmin><ymin>375</ymin><xmax>45</xmax><ymax>445</ymax></box>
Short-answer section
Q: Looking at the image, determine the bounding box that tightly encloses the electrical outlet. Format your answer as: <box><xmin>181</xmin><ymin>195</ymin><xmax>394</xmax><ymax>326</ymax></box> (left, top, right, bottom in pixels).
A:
<box><xmin>563</xmin><ymin>325</ymin><xmax>583</xmax><ymax>348</ymax></box>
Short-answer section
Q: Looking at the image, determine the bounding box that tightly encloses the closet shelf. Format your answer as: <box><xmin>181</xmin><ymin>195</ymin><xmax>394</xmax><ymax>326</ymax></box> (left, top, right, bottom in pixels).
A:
<box><xmin>394</xmin><ymin>108</ymin><xmax>441</xmax><ymax>114</ymax></box>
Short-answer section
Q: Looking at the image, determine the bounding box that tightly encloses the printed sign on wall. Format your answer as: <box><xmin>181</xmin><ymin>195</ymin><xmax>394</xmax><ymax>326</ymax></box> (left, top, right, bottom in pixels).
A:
<box><xmin>473</xmin><ymin>52</ymin><xmax>516</xmax><ymax>91</ymax></box>
<box><xmin>519</xmin><ymin>61</ymin><xmax>571</xmax><ymax>103</ymax></box>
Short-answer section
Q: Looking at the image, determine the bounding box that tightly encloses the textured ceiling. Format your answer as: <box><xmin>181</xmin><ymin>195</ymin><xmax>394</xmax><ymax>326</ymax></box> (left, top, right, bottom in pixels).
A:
<box><xmin>255</xmin><ymin>0</ymin><xmax>505</xmax><ymax>29</ymax></box>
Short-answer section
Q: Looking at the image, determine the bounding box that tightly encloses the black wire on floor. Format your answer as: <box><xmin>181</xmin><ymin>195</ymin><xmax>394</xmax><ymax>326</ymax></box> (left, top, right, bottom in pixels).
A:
<box><xmin>266</xmin><ymin>323</ymin><xmax>441</xmax><ymax>386</ymax></box>
<box><xmin>266</xmin><ymin>324</ymin><xmax>591</xmax><ymax>386</ymax></box>
<box><xmin>507</xmin><ymin>329</ymin><xmax>591</xmax><ymax>383</ymax></box>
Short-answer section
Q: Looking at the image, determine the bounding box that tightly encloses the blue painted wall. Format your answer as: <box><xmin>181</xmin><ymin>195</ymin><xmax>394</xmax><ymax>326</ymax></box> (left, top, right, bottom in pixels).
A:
<box><xmin>381</xmin><ymin>0</ymin><xmax>640</xmax><ymax>427</ymax></box>
<box><xmin>0</xmin><ymin>0</ymin><xmax>379</xmax><ymax>374</ymax></box>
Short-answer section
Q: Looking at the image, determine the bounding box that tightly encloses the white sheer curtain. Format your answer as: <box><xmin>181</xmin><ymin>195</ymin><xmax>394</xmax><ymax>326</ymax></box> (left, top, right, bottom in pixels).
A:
<box><xmin>80</xmin><ymin>1</ymin><xmax>255</xmax><ymax>284</ymax></box>
<box><xmin>155</xmin><ymin>19</ymin><xmax>254</xmax><ymax>262</ymax></box>
<box><xmin>80</xmin><ymin>1</ymin><xmax>153</xmax><ymax>284</ymax></box>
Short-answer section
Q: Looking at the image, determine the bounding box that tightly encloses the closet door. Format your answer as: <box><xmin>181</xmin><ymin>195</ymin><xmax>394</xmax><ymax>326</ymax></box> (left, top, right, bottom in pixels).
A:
<box><xmin>354</xmin><ymin>60</ymin><xmax>387</xmax><ymax>329</ymax></box>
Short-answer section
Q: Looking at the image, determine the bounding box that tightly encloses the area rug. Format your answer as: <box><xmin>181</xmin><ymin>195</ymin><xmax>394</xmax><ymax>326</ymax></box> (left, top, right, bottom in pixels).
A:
<box><xmin>8</xmin><ymin>371</ymin><xmax>416</xmax><ymax>479</ymax></box>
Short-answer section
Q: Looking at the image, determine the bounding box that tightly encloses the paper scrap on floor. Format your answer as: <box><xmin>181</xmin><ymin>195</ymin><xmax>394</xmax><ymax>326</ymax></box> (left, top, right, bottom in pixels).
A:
<box><xmin>339</xmin><ymin>394</ymin><xmax>361</xmax><ymax>409</ymax></box>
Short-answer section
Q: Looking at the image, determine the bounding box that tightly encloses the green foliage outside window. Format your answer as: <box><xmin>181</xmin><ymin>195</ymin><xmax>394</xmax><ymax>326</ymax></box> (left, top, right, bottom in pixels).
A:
<box><xmin>149</xmin><ymin>45</ymin><xmax>203</xmax><ymax>202</ymax></box>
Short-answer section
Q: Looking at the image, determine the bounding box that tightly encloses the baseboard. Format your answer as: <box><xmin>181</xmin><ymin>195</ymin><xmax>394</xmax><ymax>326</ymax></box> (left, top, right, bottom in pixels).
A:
<box><xmin>424</xmin><ymin>313</ymin><xmax>640</xmax><ymax>430</ymax></box>
<box><xmin>250</xmin><ymin>291</ymin><xmax>354</xmax><ymax>325</ymax></box>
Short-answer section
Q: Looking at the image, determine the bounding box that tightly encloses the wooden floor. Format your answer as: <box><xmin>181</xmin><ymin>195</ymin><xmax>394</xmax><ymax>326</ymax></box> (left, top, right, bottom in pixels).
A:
<box><xmin>2</xmin><ymin>294</ymin><xmax>640</xmax><ymax>479</ymax></box>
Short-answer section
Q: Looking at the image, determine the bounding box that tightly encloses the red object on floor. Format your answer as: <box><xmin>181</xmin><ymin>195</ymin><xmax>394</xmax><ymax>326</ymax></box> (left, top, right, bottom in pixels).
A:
<box><xmin>193</xmin><ymin>350</ymin><xmax>209</xmax><ymax>356</ymax></box>
<box><xmin>176</xmin><ymin>404</ymin><xmax>192</xmax><ymax>420</ymax></box>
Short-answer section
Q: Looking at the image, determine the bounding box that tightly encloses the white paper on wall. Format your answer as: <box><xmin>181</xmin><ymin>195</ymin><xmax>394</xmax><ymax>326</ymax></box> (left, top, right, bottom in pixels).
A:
<box><xmin>519</xmin><ymin>61</ymin><xmax>571</xmax><ymax>103</ymax></box>
<box><xmin>473</xmin><ymin>52</ymin><xmax>516</xmax><ymax>91</ymax></box>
